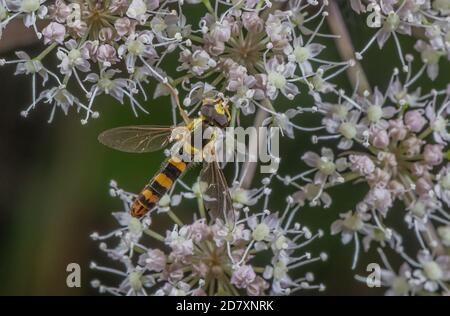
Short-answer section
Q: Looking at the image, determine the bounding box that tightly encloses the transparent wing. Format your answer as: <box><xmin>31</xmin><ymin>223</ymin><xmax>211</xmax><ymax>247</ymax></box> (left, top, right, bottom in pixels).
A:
<box><xmin>200</xmin><ymin>160</ymin><xmax>235</xmax><ymax>228</ymax></box>
<box><xmin>98</xmin><ymin>126</ymin><xmax>173</xmax><ymax>153</ymax></box>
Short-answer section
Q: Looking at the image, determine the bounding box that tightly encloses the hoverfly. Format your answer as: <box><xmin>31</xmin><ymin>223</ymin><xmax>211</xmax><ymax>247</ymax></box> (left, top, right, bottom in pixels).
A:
<box><xmin>98</xmin><ymin>96</ymin><xmax>235</xmax><ymax>226</ymax></box>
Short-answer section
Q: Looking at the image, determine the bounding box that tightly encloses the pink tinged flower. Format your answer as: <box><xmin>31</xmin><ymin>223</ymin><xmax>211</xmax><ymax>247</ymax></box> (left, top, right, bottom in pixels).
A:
<box><xmin>190</xmin><ymin>219</ymin><xmax>210</xmax><ymax>243</ymax></box>
<box><xmin>293</xmin><ymin>184</ymin><xmax>332</xmax><ymax>208</ymax></box>
<box><xmin>381</xmin><ymin>263</ymin><xmax>413</xmax><ymax>296</ymax></box>
<box><xmin>389</xmin><ymin>118</ymin><xmax>408</xmax><ymax>141</ymax></box>
<box><xmin>40</xmin><ymin>87</ymin><xmax>78</xmax><ymax>116</ymax></box>
<box><xmin>203</xmin><ymin>34</ymin><xmax>225</xmax><ymax>56</ymax></box>
<box><xmin>402</xmin><ymin>136</ymin><xmax>423</xmax><ymax>157</ymax></box>
<box><xmin>231</xmin><ymin>265</ymin><xmax>256</xmax><ymax>289</ymax></box>
<box><xmin>42</xmin><ymin>22</ymin><xmax>66</xmax><ymax>45</ymax></box>
<box><xmin>68</xmin><ymin>19</ymin><xmax>88</xmax><ymax>38</ymax></box>
<box><xmin>162</xmin><ymin>264</ymin><xmax>185</xmax><ymax>283</ymax></box>
<box><xmin>302</xmin><ymin>151</ymin><xmax>321</xmax><ymax>168</ymax></box>
<box><xmin>291</xmin><ymin>39</ymin><xmax>325</xmax><ymax>75</ymax></box>
<box><xmin>331</xmin><ymin>210</ymin><xmax>369</xmax><ymax>244</ymax></box>
<box><xmin>178</xmin><ymin>48</ymin><xmax>216</xmax><ymax>76</ymax></box>
<box><xmin>192</xmin><ymin>262</ymin><xmax>210</xmax><ymax>279</ymax></box>
<box><xmin>209</xmin><ymin>19</ymin><xmax>231</xmax><ymax>43</ymax></box>
<box><xmin>99</xmin><ymin>27</ymin><xmax>118</xmax><ymax>43</ymax></box>
<box><xmin>367</xmin><ymin>168</ymin><xmax>390</xmax><ymax>188</ymax></box>
<box><xmin>265</xmin><ymin>58</ymin><xmax>299</xmax><ymax>100</ymax></box>
<box><xmin>404</xmin><ymin>110</ymin><xmax>427</xmax><ymax>132</ymax></box>
<box><xmin>146</xmin><ymin>0</ymin><xmax>160</xmax><ymax>10</ymax></box>
<box><xmin>349</xmin><ymin>155</ymin><xmax>375</xmax><ymax>176</ymax></box>
<box><xmin>97</xmin><ymin>44</ymin><xmax>118</xmax><ymax>66</ymax></box>
<box><xmin>377</xmin><ymin>12</ymin><xmax>400</xmax><ymax>48</ymax></box>
<box><xmin>80</xmin><ymin>41</ymin><xmax>99</xmax><ymax>61</ymax></box>
<box><xmin>49</xmin><ymin>0</ymin><xmax>72</xmax><ymax>23</ymax></box>
<box><xmin>435</xmin><ymin>165</ymin><xmax>450</xmax><ymax>207</ymax></box>
<box><xmin>417</xmin><ymin>251</ymin><xmax>450</xmax><ymax>284</ymax></box>
<box><xmin>267</xmin><ymin>109</ymin><xmax>298</xmax><ymax>139</ymax></box>
<box><xmin>14</xmin><ymin>51</ymin><xmax>47</xmax><ymax>80</ymax></box>
<box><xmin>425</xmin><ymin>105</ymin><xmax>450</xmax><ymax>145</ymax></box>
<box><xmin>242</xmin><ymin>12</ymin><xmax>264</xmax><ymax>33</ymax></box>
<box><xmin>16</xmin><ymin>0</ymin><xmax>48</xmax><ymax>29</ymax></box>
<box><xmin>388</xmin><ymin>180</ymin><xmax>405</xmax><ymax>197</ymax></box>
<box><xmin>233</xmin><ymin>224</ymin><xmax>252</xmax><ymax>244</ymax></box>
<box><xmin>265</xmin><ymin>14</ymin><xmax>291</xmax><ymax>48</ymax></box>
<box><xmin>138</xmin><ymin>249</ymin><xmax>167</xmax><ymax>272</ymax></box>
<box><xmin>423</xmin><ymin>144</ymin><xmax>444</xmax><ymax>166</ymax></box>
<box><xmin>310</xmin><ymin>69</ymin><xmax>336</xmax><ymax>94</ymax></box>
<box><xmin>115</xmin><ymin>17</ymin><xmax>135</xmax><ymax>36</ymax></box>
<box><xmin>126</xmin><ymin>0</ymin><xmax>149</xmax><ymax>23</ymax></box>
<box><xmin>56</xmin><ymin>40</ymin><xmax>90</xmax><ymax>75</ymax></box>
<box><xmin>371</xmin><ymin>128</ymin><xmax>390</xmax><ymax>149</ymax></box>
<box><xmin>415</xmin><ymin>40</ymin><xmax>443</xmax><ymax>81</ymax></box>
<box><xmin>150</xmin><ymin>16</ymin><xmax>167</xmax><ymax>34</ymax></box>
<box><xmin>378</xmin><ymin>152</ymin><xmax>398</xmax><ymax>169</ymax></box>
<box><xmin>246</xmin><ymin>276</ymin><xmax>269</xmax><ymax>296</ymax></box>
<box><xmin>365</xmin><ymin>187</ymin><xmax>393</xmax><ymax>216</ymax></box>
<box><xmin>109</xmin><ymin>0</ymin><xmax>136</xmax><ymax>14</ymax></box>
<box><xmin>416</xmin><ymin>178</ymin><xmax>433</xmax><ymax>197</ymax></box>
<box><xmin>166</xmin><ymin>226</ymin><xmax>194</xmax><ymax>259</ymax></box>
<box><xmin>226</xmin><ymin>63</ymin><xmax>249</xmax><ymax>87</ymax></box>
<box><xmin>211</xmin><ymin>221</ymin><xmax>230</xmax><ymax>246</ymax></box>
<box><xmin>410</xmin><ymin>162</ymin><xmax>427</xmax><ymax>177</ymax></box>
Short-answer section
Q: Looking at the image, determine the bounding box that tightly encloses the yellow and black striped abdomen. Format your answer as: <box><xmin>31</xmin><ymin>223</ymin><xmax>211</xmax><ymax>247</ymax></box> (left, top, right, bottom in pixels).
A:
<box><xmin>130</xmin><ymin>157</ymin><xmax>188</xmax><ymax>217</ymax></box>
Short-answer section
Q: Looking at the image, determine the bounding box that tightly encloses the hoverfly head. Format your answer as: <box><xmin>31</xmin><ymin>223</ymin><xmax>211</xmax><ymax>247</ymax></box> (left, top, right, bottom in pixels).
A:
<box><xmin>200</xmin><ymin>95</ymin><xmax>231</xmax><ymax>128</ymax></box>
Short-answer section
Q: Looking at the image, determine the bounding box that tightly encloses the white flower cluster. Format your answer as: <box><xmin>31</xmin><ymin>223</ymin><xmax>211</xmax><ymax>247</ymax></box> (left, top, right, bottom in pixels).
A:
<box><xmin>90</xmin><ymin>178</ymin><xmax>325</xmax><ymax>296</ymax></box>
<box><xmin>0</xmin><ymin>0</ymin><xmax>349</xmax><ymax>124</ymax></box>
<box><xmin>1</xmin><ymin>0</ymin><xmax>449</xmax><ymax>295</ymax></box>
<box><xmin>352</xmin><ymin>0</ymin><xmax>450</xmax><ymax>79</ymax></box>
<box><xmin>278</xmin><ymin>68</ymin><xmax>450</xmax><ymax>295</ymax></box>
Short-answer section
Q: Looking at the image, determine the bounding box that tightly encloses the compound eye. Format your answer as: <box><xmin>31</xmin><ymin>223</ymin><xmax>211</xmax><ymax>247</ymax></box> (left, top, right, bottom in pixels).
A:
<box><xmin>215</xmin><ymin>114</ymin><xmax>228</xmax><ymax>127</ymax></box>
<box><xmin>200</xmin><ymin>105</ymin><xmax>214</xmax><ymax>118</ymax></box>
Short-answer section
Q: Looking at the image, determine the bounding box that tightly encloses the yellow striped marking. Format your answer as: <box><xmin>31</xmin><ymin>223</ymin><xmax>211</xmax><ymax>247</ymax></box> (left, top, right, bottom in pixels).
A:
<box><xmin>142</xmin><ymin>189</ymin><xmax>160</xmax><ymax>203</ymax></box>
<box><xmin>168</xmin><ymin>158</ymin><xmax>187</xmax><ymax>172</ymax></box>
<box><xmin>214</xmin><ymin>101</ymin><xmax>225</xmax><ymax>114</ymax></box>
<box><xmin>154</xmin><ymin>173</ymin><xmax>173</xmax><ymax>189</ymax></box>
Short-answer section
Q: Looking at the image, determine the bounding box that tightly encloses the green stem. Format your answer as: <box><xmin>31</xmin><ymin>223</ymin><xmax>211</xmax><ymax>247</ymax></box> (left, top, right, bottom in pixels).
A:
<box><xmin>256</xmin><ymin>0</ymin><xmax>265</xmax><ymax>10</ymax></box>
<box><xmin>230</xmin><ymin>105</ymin><xmax>239</xmax><ymax>128</ymax></box>
<box><xmin>144</xmin><ymin>228</ymin><xmax>165</xmax><ymax>242</ymax></box>
<box><xmin>343</xmin><ymin>171</ymin><xmax>361</xmax><ymax>182</ymax></box>
<box><xmin>325</xmin><ymin>172</ymin><xmax>361</xmax><ymax>190</ymax></box>
<box><xmin>188</xmin><ymin>34</ymin><xmax>205</xmax><ymax>44</ymax></box>
<box><xmin>197</xmin><ymin>193</ymin><xmax>207</xmax><ymax>220</ymax></box>
<box><xmin>418</xmin><ymin>127</ymin><xmax>433</xmax><ymax>140</ymax></box>
<box><xmin>35</xmin><ymin>43</ymin><xmax>58</xmax><ymax>61</ymax></box>
<box><xmin>211</xmin><ymin>73</ymin><xmax>225</xmax><ymax>87</ymax></box>
<box><xmin>63</xmin><ymin>74</ymin><xmax>70</xmax><ymax>86</ymax></box>
<box><xmin>167</xmin><ymin>209</ymin><xmax>184</xmax><ymax>226</ymax></box>
<box><xmin>202</xmin><ymin>0</ymin><xmax>215</xmax><ymax>15</ymax></box>
<box><xmin>171</xmin><ymin>74</ymin><xmax>194</xmax><ymax>87</ymax></box>
<box><xmin>132</xmin><ymin>244</ymin><xmax>146</xmax><ymax>254</ymax></box>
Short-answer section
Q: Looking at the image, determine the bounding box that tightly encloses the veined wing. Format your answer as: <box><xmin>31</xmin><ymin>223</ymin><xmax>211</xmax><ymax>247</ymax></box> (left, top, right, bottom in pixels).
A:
<box><xmin>200</xmin><ymin>160</ymin><xmax>236</xmax><ymax>228</ymax></box>
<box><xmin>98</xmin><ymin>125</ymin><xmax>173</xmax><ymax>153</ymax></box>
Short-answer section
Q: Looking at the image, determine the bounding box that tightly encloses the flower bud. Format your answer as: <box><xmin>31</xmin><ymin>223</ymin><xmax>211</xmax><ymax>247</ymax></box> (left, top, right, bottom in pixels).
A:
<box><xmin>404</xmin><ymin>110</ymin><xmax>426</xmax><ymax>132</ymax></box>
<box><xmin>424</xmin><ymin>144</ymin><xmax>444</xmax><ymax>166</ymax></box>
<box><xmin>42</xmin><ymin>22</ymin><xmax>66</xmax><ymax>44</ymax></box>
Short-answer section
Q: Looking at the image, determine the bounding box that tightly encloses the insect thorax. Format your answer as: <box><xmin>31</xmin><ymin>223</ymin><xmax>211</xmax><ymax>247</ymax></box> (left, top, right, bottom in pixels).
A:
<box><xmin>200</xmin><ymin>97</ymin><xmax>230</xmax><ymax>128</ymax></box>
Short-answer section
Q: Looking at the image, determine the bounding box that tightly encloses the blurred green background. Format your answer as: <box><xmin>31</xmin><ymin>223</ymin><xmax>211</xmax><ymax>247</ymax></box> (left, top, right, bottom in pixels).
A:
<box><xmin>0</xmin><ymin>2</ymin><xmax>448</xmax><ymax>295</ymax></box>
